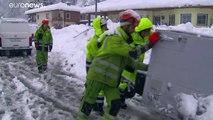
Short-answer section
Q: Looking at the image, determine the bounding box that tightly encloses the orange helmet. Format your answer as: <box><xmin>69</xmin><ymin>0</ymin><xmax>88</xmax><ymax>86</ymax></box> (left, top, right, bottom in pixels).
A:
<box><xmin>42</xmin><ymin>19</ymin><xmax>49</xmax><ymax>25</ymax></box>
<box><xmin>119</xmin><ymin>9</ymin><xmax>140</xmax><ymax>27</ymax></box>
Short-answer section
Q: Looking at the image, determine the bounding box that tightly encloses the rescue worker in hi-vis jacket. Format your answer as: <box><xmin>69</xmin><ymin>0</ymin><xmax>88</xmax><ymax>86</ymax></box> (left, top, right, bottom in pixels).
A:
<box><xmin>34</xmin><ymin>19</ymin><xmax>53</xmax><ymax>73</ymax></box>
<box><xmin>86</xmin><ymin>17</ymin><xmax>108</xmax><ymax>115</ymax></box>
<box><xmin>78</xmin><ymin>9</ymin><xmax>160</xmax><ymax>120</ymax></box>
<box><xmin>119</xmin><ymin>18</ymin><xmax>156</xmax><ymax>109</ymax></box>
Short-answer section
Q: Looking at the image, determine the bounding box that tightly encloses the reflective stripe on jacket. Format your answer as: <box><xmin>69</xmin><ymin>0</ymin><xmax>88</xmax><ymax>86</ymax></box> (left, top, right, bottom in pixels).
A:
<box><xmin>34</xmin><ymin>26</ymin><xmax>53</xmax><ymax>51</ymax></box>
<box><xmin>121</xmin><ymin>32</ymin><xmax>149</xmax><ymax>82</ymax></box>
<box><xmin>87</xmin><ymin>26</ymin><xmax>137</xmax><ymax>87</ymax></box>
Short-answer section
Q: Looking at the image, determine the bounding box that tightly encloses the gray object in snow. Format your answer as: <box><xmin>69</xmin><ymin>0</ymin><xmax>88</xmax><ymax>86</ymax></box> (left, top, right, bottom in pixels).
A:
<box><xmin>142</xmin><ymin>29</ymin><xmax>213</xmax><ymax>119</ymax></box>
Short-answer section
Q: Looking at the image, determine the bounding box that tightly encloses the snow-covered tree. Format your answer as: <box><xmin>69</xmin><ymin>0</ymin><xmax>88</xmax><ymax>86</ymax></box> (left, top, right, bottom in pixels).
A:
<box><xmin>76</xmin><ymin>0</ymin><xmax>106</xmax><ymax>7</ymax></box>
<box><xmin>0</xmin><ymin>0</ymin><xmax>30</xmax><ymax>18</ymax></box>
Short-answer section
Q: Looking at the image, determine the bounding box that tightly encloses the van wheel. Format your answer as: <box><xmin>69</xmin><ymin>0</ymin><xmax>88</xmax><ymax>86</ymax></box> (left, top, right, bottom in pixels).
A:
<box><xmin>6</xmin><ymin>50</ymin><xmax>10</xmax><ymax>56</ymax></box>
<box><xmin>26</xmin><ymin>50</ymin><xmax>32</xmax><ymax>56</ymax></box>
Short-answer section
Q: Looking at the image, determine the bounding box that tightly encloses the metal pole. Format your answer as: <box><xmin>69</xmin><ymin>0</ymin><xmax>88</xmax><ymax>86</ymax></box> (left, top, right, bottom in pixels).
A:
<box><xmin>88</xmin><ymin>13</ymin><xmax>91</xmax><ymax>26</ymax></box>
<box><xmin>95</xmin><ymin>0</ymin><xmax>98</xmax><ymax>18</ymax></box>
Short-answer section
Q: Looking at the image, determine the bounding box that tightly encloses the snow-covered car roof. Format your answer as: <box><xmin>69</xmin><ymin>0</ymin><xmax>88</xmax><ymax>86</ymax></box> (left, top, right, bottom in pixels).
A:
<box><xmin>0</xmin><ymin>18</ymin><xmax>28</xmax><ymax>23</ymax></box>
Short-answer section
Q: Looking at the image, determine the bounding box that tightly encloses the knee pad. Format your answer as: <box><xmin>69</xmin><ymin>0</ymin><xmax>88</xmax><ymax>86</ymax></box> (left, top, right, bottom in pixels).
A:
<box><xmin>96</xmin><ymin>96</ymin><xmax>104</xmax><ymax>106</ymax></box>
<box><xmin>81</xmin><ymin>102</ymin><xmax>93</xmax><ymax>116</ymax></box>
<box><xmin>119</xmin><ymin>79</ymin><xmax>135</xmax><ymax>99</ymax></box>
<box><xmin>109</xmin><ymin>99</ymin><xmax>121</xmax><ymax>116</ymax></box>
<box><xmin>125</xmin><ymin>83</ymin><xmax>135</xmax><ymax>98</ymax></box>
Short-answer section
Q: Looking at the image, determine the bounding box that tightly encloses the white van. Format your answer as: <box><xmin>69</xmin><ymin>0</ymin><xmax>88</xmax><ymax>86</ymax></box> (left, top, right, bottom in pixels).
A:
<box><xmin>0</xmin><ymin>18</ymin><xmax>33</xmax><ymax>56</ymax></box>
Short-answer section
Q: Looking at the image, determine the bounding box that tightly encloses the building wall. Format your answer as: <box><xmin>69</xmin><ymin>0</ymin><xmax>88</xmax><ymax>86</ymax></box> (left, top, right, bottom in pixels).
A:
<box><xmin>107</xmin><ymin>11</ymin><xmax>120</xmax><ymax>22</ymax></box>
<box><xmin>148</xmin><ymin>7</ymin><xmax>213</xmax><ymax>27</ymax></box>
<box><xmin>51</xmin><ymin>10</ymin><xmax>65</xmax><ymax>29</ymax></box>
<box><xmin>106</xmin><ymin>10</ymin><xmax>154</xmax><ymax>23</ymax></box>
<box><xmin>105</xmin><ymin>7</ymin><xmax>213</xmax><ymax>27</ymax></box>
<box><xmin>152</xmin><ymin>9</ymin><xmax>176</xmax><ymax>25</ymax></box>
<box><xmin>136</xmin><ymin>10</ymin><xmax>153</xmax><ymax>18</ymax></box>
<box><xmin>210</xmin><ymin>9</ymin><xmax>213</xmax><ymax>26</ymax></box>
<box><xmin>36</xmin><ymin>11</ymin><xmax>52</xmax><ymax>27</ymax></box>
<box><xmin>173</xmin><ymin>8</ymin><xmax>213</xmax><ymax>27</ymax></box>
<box><xmin>64</xmin><ymin>11</ymin><xmax>80</xmax><ymax>26</ymax></box>
<box><xmin>33</xmin><ymin>10</ymin><xmax>80</xmax><ymax>29</ymax></box>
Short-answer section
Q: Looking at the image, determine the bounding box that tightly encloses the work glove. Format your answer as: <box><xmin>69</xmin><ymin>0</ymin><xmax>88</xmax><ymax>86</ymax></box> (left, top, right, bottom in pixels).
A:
<box><xmin>129</xmin><ymin>42</ymin><xmax>153</xmax><ymax>59</ymax></box>
<box><xmin>129</xmin><ymin>50</ymin><xmax>138</xmax><ymax>59</ymax></box>
<box><xmin>125</xmin><ymin>65</ymin><xmax>135</xmax><ymax>73</ymax></box>
<box><xmin>129</xmin><ymin>45</ymin><xmax>145</xmax><ymax>59</ymax></box>
<box><xmin>34</xmin><ymin>42</ymin><xmax>39</xmax><ymax>49</ymax></box>
<box><xmin>148</xmin><ymin>32</ymin><xmax>160</xmax><ymax>45</ymax></box>
<box><xmin>126</xmin><ymin>38</ymin><xmax>133</xmax><ymax>44</ymax></box>
<box><xmin>97</xmin><ymin>41</ymin><xmax>102</xmax><ymax>48</ymax></box>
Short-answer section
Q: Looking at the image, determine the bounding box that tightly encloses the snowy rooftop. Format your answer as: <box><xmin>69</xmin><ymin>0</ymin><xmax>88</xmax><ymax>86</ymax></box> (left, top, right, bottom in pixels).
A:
<box><xmin>25</xmin><ymin>2</ymin><xmax>81</xmax><ymax>15</ymax></box>
<box><xmin>81</xmin><ymin>0</ymin><xmax>213</xmax><ymax>13</ymax></box>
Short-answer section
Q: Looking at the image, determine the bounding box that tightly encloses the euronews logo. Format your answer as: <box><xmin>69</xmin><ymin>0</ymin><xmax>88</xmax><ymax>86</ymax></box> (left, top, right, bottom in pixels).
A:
<box><xmin>9</xmin><ymin>2</ymin><xmax>45</xmax><ymax>8</ymax></box>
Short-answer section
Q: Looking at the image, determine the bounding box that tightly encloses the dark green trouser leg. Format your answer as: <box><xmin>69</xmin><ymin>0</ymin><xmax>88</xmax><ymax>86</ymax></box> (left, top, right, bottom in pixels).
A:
<box><xmin>78</xmin><ymin>80</ymin><xmax>102</xmax><ymax>120</ymax></box>
<box><xmin>36</xmin><ymin>50</ymin><xmax>48</xmax><ymax>73</ymax></box>
<box><xmin>104</xmin><ymin>85</ymin><xmax>121</xmax><ymax>120</ymax></box>
<box><xmin>119</xmin><ymin>89</ymin><xmax>127</xmax><ymax>109</ymax></box>
<box><xmin>37</xmin><ymin>63</ymin><xmax>43</xmax><ymax>73</ymax></box>
<box><xmin>135</xmin><ymin>71</ymin><xmax>146</xmax><ymax>95</ymax></box>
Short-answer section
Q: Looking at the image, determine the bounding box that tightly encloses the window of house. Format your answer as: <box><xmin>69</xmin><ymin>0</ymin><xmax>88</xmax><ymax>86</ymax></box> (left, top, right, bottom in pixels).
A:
<box><xmin>169</xmin><ymin>14</ymin><xmax>175</xmax><ymax>25</ymax></box>
<box><xmin>153</xmin><ymin>16</ymin><xmax>161</xmax><ymax>25</ymax></box>
<box><xmin>211</xmin><ymin>18</ymin><xmax>213</xmax><ymax>26</ymax></box>
<box><xmin>180</xmin><ymin>13</ymin><xmax>191</xmax><ymax>24</ymax></box>
<box><xmin>80</xmin><ymin>15</ymin><xmax>84</xmax><ymax>20</ymax></box>
<box><xmin>46</xmin><ymin>13</ymin><xmax>50</xmax><ymax>19</ymax></box>
<box><xmin>56</xmin><ymin>13</ymin><xmax>62</xmax><ymax>20</ymax></box>
<box><xmin>37</xmin><ymin>15</ymin><xmax>39</xmax><ymax>20</ymax></box>
<box><xmin>141</xmin><ymin>15</ymin><xmax>149</xmax><ymax>18</ymax></box>
<box><xmin>197</xmin><ymin>14</ymin><xmax>208</xmax><ymax>26</ymax></box>
<box><xmin>66</xmin><ymin>13</ymin><xmax>70</xmax><ymax>19</ymax></box>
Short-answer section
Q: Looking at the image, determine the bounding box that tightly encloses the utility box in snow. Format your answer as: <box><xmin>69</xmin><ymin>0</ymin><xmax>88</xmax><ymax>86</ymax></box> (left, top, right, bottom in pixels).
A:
<box><xmin>142</xmin><ymin>29</ymin><xmax>213</xmax><ymax>119</ymax></box>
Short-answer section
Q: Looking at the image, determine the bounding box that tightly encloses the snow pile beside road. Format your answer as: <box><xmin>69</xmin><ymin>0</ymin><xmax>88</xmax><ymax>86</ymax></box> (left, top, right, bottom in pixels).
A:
<box><xmin>196</xmin><ymin>95</ymin><xmax>213</xmax><ymax>120</ymax></box>
<box><xmin>157</xmin><ymin>22</ymin><xmax>213</xmax><ymax>37</ymax></box>
<box><xmin>51</xmin><ymin>24</ymin><xmax>93</xmax><ymax>77</ymax></box>
<box><xmin>176</xmin><ymin>93</ymin><xmax>213</xmax><ymax>120</ymax></box>
<box><xmin>176</xmin><ymin>93</ymin><xmax>198</xmax><ymax>120</ymax></box>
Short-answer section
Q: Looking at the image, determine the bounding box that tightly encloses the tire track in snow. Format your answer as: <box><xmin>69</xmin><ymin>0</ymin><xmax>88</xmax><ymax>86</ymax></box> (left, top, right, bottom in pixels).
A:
<box><xmin>17</xmin><ymin>76</ymin><xmax>76</xmax><ymax>113</ymax></box>
<box><xmin>0</xmin><ymin>52</ymin><xmax>84</xmax><ymax>119</ymax></box>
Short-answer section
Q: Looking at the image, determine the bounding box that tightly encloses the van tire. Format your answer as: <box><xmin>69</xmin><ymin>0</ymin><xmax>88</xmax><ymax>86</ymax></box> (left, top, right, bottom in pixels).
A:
<box><xmin>26</xmin><ymin>50</ymin><xmax>31</xmax><ymax>56</ymax></box>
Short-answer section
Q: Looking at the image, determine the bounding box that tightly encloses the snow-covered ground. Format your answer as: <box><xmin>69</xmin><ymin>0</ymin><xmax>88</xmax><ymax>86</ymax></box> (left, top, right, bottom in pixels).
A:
<box><xmin>0</xmin><ymin>22</ymin><xmax>213</xmax><ymax>120</ymax></box>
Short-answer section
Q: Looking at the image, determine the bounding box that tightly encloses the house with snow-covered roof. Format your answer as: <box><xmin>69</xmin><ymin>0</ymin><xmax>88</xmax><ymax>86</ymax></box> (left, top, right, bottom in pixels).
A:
<box><xmin>82</xmin><ymin>0</ymin><xmax>213</xmax><ymax>27</ymax></box>
<box><xmin>25</xmin><ymin>2</ymin><xmax>81</xmax><ymax>29</ymax></box>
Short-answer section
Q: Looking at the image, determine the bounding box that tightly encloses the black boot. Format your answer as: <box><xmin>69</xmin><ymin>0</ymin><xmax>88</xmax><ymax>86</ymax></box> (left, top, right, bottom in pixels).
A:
<box><xmin>93</xmin><ymin>103</ymin><xmax>104</xmax><ymax>116</ymax></box>
<box><xmin>120</xmin><ymin>90</ymin><xmax>128</xmax><ymax>109</ymax></box>
<box><xmin>135</xmin><ymin>71</ymin><xmax>146</xmax><ymax>95</ymax></box>
<box><xmin>93</xmin><ymin>96</ymin><xmax>104</xmax><ymax>116</ymax></box>
<box><xmin>43</xmin><ymin>64</ymin><xmax>47</xmax><ymax>72</ymax></box>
